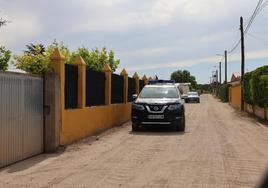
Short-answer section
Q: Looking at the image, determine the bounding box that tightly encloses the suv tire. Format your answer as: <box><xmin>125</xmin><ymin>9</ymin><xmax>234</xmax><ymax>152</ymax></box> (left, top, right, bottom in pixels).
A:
<box><xmin>132</xmin><ymin>124</ymin><xmax>139</xmax><ymax>132</ymax></box>
<box><xmin>175</xmin><ymin>112</ymin><xmax>185</xmax><ymax>132</ymax></box>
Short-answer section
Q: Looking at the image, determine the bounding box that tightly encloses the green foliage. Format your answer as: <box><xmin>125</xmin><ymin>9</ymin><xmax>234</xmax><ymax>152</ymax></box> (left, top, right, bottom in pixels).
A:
<box><xmin>219</xmin><ymin>84</ymin><xmax>230</xmax><ymax>102</ymax></box>
<box><xmin>170</xmin><ymin>70</ymin><xmax>197</xmax><ymax>89</ymax></box>
<box><xmin>0</xmin><ymin>46</ymin><xmax>11</xmax><ymax>71</ymax></box>
<box><xmin>13</xmin><ymin>40</ymin><xmax>120</xmax><ymax>74</ymax></box>
<box><xmin>13</xmin><ymin>44</ymin><xmax>50</xmax><ymax>74</ymax></box>
<box><xmin>46</xmin><ymin>40</ymin><xmax>71</xmax><ymax>62</ymax></box>
<box><xmin>13</xmin><ymin>40</ymin><xmax>71</xmax><ymax>74</ymax></box>
<box><xmin>69</xmin><ymin>47</ymin><xmax>120</xmax><ymax>72</ymax></box>
<box><xmin>243</xmin><ymin>72</ymin><xmax>253</xmax><ymax>105</ymax></box>
<box><xmin>251</xmin><ymin>65</ymin><xmax>268</xmax><ymax>107</ymax></box>
<box><xmin>197</xmin><ymin>84</ymin><xmax>212</xmax><ymax>93</ymax></box>
<box><xmin>24</xmin><ymin>43</ymin><xmax>46</xmax><ymax>55</ymax></box>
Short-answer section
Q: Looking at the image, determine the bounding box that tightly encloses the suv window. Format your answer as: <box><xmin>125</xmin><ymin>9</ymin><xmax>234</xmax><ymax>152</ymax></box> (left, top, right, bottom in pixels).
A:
<box><xmin>139</xmin><ymin>87</ymin><xmax>179</xmax><ymax>98</ymax></box>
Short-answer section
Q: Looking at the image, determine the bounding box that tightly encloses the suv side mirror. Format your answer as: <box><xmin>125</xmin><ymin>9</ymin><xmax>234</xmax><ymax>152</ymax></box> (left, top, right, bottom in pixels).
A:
<box><xmin>132</xmin><ymin>94</ymin><xmax>138</xmax><ymax>100</ymax></box>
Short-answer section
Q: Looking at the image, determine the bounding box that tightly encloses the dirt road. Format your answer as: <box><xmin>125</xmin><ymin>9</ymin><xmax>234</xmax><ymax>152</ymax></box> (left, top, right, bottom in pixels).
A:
<box><xmin>0</xmin><ymin>94</ymin><xmax>268</xmax><ymax>188</ymax></box>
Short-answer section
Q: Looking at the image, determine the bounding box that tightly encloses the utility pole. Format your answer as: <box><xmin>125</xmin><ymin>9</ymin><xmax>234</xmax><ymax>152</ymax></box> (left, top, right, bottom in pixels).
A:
<box><xmin>224</xmin><ymin>50</ymin><xmax>227</xmax><ymax>83</ymax></box>
<box><xmin>240</xmin><ymin>16</ymin><xmax>245</xmax><ymax>111</ymax></box>
<box><xmin>219</xmin><ymin>62</ymin><xmax>222</xmax><ymax>85</ymax></box>
<box><xmin>216</xmin><ymin>69</ymin><xmax>219</xmax><ymax>96</ymax></box>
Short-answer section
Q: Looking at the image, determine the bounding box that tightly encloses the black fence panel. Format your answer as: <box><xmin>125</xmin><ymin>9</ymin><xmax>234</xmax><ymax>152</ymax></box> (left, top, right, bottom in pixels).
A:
<box><xmin>86</xmin><ymin>68</ymin><xmax>105</xmax><ymax>106</ymax></box>
<box><xmin>139</xmin><ymin>80</ymin><xmax>145</xmax><ymax>92</ymax></box>
<box><xmin>65</xmin><ymin>64</ymin><xmax>78</xmax><ymax>109</ymax></box>
<box><xmin>111</xmin><ymin>74</ymin><xmax>124</xmax><ymax>104</ymax></box>
<box><xmin>128</xmin><ymin>77</ymin><xmax>136</xmax><ymax>102</ymax></box>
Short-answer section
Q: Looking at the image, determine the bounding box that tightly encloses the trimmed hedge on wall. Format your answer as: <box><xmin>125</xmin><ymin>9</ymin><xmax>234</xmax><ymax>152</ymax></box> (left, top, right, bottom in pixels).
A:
<box><xmin>243</xmin><ymin>65</ymin><xmax>268</xmax><ymax>108</ymax></box>
<box><xmin>219</xmin><ymin>84</ymin><xmax>230</xmax><ymax>102</ymax></box>
<box><xmin>243</xmin><ymin>72</ymin><xmax>253</xmax><ymax>105</ymax></box>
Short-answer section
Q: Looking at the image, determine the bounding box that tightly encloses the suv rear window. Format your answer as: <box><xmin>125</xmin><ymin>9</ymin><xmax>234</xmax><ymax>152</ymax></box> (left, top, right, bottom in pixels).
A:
<box><xmin>139</xmin><ymin>87</ymin><xmax>179</xmax><ymax>98</ymax></box>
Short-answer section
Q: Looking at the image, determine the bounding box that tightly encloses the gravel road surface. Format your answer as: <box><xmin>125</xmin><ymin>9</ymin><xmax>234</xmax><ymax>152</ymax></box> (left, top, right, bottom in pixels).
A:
<box><xmin>0</xmin><ymin>94</ymin><xmax>268</xmax><ymax>188</ymax></box>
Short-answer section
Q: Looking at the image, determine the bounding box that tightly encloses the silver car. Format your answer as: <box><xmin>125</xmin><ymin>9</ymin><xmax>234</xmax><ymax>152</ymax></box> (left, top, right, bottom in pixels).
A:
<box><xmin>185</xmin><ymin>92</ymin><xmax>200</xmax><ymax>103</ymax></box>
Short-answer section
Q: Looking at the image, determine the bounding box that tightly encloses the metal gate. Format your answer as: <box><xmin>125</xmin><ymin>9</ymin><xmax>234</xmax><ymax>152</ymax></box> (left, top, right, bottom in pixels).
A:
<box><xmin>0</xmin><ymin>72</ymin><xmax>43</xmax><ymax>168</ymax></box>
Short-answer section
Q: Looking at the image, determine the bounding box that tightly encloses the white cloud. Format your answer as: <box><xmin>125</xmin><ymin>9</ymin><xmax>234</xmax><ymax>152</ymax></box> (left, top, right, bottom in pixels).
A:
<box><xmin>0</xmin><ymin>11</ymin><xmax>42</xmax><ymax>49</ymax></box>
<box><xmin>69</xmin><ymin>0</ymin><xmax>244</xmax><ymax>33</ymax></box>
<box><xmin>125</xmin><ymin>49</ymin><xmax>268</xmax><ymax>71</ymax></box>
<box><xmin>121</xmin><ymin>46</ymin><xmax>175</xmax><ymax>58</ymax></box>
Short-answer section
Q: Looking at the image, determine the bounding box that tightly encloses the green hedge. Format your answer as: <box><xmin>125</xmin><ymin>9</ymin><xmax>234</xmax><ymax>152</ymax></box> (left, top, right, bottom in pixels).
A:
<box><xmin>243</xmin><ymin>72</ymin><xmax>253</xmax><ymax>105</ymax></box>
<box><xmin>219</xmin><ymin>84</ymin><xmax>230</xmax><ymax>102</ymax></box>
<box><xmin>243</xmin><ymin>65</ymin><xmax>268</xmax><ymax>108</ymax></box>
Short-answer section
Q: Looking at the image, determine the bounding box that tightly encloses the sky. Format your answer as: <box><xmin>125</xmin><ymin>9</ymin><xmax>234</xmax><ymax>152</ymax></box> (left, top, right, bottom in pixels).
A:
<box><xmin>0</xmin><ymin>0</ymin><xmax>268</xmax><ymax>84</ymax></box>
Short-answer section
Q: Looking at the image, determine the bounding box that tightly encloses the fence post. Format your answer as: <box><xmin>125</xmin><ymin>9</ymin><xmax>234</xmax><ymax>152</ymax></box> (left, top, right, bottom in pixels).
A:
<box><xmin>75</xmin><ymin>56</ymin><xmax>86</xmax><ymax>108</ymax></box>
<box><xmin>142</xmin><ymin>75</ymin><xmax>148</xmax><ymax>85</ymax></box>
<box><xmin>133</xmin><ymin>72</ymin><xmax>140</xmax><ymax>94</ymax></box>
<box><xmin>120</xmin><ymin>69</ymin><xmax>128</xmax><ymax>103</ymax></box>
<box><xmin>50</xmin><ymin>48</ymin><xmax>65</xmax><ymax>132</ymax></box>
<box><xmin>103</xmin><ymin>64</ymin><xmax>112</xmax><ymax>105</ymax></box>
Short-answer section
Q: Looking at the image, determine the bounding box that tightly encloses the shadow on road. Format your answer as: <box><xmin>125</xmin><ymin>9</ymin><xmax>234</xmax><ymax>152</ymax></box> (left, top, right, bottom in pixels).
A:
<box><xmin>0</xmin><ymin>147</ymin><xmax>66</xmax><ymax>174</ymax></box>
<box><xmin>129</xmin><ymin>126</ymin><xmax>188</xmax><ymax>136</ymax></box>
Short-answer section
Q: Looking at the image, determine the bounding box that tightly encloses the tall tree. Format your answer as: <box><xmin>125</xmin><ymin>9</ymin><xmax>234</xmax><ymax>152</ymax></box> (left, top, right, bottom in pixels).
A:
<box><xmin>0</xmin><ymin>18</ymin><xmax>8</xmax><ymax>28</ymax></box>
<box><xmin>0</xmin><ymin>46</ymin><xmax>11</xmax><ymax>71</ymax></box>
<box><xmin>170</xmin><ymin>69</ymin><xmax>197</xmax><ymax>89</ymax></box>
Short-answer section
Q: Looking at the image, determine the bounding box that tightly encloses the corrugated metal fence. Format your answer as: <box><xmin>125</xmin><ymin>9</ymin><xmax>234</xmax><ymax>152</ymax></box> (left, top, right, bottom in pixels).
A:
<box><xmin>0</xmin><ymin>72</ymin><xmax>43</xmax><ymax>168</ymax></box>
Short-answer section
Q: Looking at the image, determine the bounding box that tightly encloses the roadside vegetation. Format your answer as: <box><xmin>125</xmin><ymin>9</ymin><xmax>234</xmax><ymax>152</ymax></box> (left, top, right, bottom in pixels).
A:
<box><xmin>243</xmin><ymin>65</ymin><xmax>268</xmax><ymax>108</ymax></box>
<box><xmin>219</xmin><ymin>83</ymin><xmax>230</xmax><ymax>102</ymax></box>
<box><xmin>0</xmin><ymin>46</ymin><xmax>11</xmax><ymax>71</ymax></box>
<box><xmin>7</xmin><ymin>40</ymin><xmax>121</xmax><ymax>75</ymax></box>
<box><xmin>170</xmin><ymin>69</ymin><xmax>197</xmax><ymax>89</ymax></box>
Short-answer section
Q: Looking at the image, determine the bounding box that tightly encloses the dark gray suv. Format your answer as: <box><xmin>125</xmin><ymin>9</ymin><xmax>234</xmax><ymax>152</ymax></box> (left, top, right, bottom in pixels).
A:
<box><xmin>131</xmin><ymin>84</ymin><xmax>185</xmax><ymax>132</ymax></box>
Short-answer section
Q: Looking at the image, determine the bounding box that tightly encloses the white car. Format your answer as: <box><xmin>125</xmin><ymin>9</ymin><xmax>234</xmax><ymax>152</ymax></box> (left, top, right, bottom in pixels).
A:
<box><xmin>185</xmin><ymin>92</ymin><xmax>200</xmax><ymax>103</ymax></box>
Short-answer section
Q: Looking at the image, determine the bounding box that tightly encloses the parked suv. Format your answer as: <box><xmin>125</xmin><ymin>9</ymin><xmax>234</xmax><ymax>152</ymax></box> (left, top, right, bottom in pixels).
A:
<box><xmin>131</xmin><ymin>81</ymin><xmax>185</xmax><ymax>132</ymax></box>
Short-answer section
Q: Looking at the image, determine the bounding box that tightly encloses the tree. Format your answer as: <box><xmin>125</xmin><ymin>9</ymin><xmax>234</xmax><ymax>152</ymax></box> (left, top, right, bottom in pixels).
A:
<box><xmin>170</xmin><ymin>70</ymin><xmax>197</xmax><ymax>89</ymax></box>
<box><xmin>0</xmin><ymin>46</ymin><xmax>11</xmax><ymax>71</ymax></box>
<box><xmin>108</xmin><ymin>50</ymin><xmax>120</xmax><ymax>72</ymax></box>
<box><xmin>13</xmin><ymin>40</ymin><xmax>71</xmax><ymax>74</ymax></box>
<box><xmin>0</xmin><ymin>18</ymin><xmax>8</xmax><ymax>28</ymax></box>
<box><xmin>13</xmin><ymin>43</ymin><xmax>50</xmax><ymax>74</ymax></box>
<box><xmin>69</xmin><ymin>47</ymin><xmax>120</xmax><ymax>72</ymax></box>
<box><xmin>46</xmin><ymin>40</ymin><xmax>71</xmax><ymax>62</ymax></box>
<box><xmin>24</xmin><ymin>43</ymin><xmax>46</xmax><ymax>56</ymax></box>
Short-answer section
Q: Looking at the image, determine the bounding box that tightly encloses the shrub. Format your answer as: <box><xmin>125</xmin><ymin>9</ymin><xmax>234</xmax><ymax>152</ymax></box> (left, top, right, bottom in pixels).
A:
<box><xmin>251</xmin><ymin>65</ymin><xmax>268</xmax><ymax>107</ymax></box>
<box><xmin>219</xmin><ymin>84</ymin><xmax>230</xmax><ymax>102</ymax></box>
<box><xmin>0</xmin><ymin>46</ymin><xmax>11</xmax><ymax>71</ymax></box>
<box><xmin>243</xmin><ymin>72</ymin><xmax>253</xmax><ymax>105</ymax></box>
<box><xmin>69</xmin><ymin>47</ymin><xmax>120</xmax><ymax>72</ymax></box>
<box><xmin>13</xmin><ymin>41</ymin><xmax>71</xmax><ymax>74</ymax></box>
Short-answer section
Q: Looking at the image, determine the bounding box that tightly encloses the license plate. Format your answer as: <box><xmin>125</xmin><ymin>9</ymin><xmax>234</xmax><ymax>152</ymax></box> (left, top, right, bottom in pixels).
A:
<box><xmin>148</xmin><ymin>115</ymin><xmax>164</xmax><ymax>119</ymax></box>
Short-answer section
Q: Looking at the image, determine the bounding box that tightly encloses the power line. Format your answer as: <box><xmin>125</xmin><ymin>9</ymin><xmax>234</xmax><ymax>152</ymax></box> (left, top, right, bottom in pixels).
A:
<box><xmin>247</xmin><ymin>32</ymin><xmax>268</xmax><ymax>46</ymax></box>
<box><xmin>228</xmin><ymin>0</ymin><xmax>268</xmax><ymax>54</ymax></box>
<box><xmin>244</xmin><ymin>0</ymin><xmax>263</xmax><ymax>34</ymax></box>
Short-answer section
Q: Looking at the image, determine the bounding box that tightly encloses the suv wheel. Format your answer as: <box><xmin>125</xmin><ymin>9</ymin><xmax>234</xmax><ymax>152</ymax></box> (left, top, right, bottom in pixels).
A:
<box><xmin>132</xmin><ymin>124</ymin><xmax>139</xmax><ymax>132</ymax></box>
<box><xmin>174</xmin><ymin>112</ymin><xmax>185</xmax><ymax>132</ymax></box>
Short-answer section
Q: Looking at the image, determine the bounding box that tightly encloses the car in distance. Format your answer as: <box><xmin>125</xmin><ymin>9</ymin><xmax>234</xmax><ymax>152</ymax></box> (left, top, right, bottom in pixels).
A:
<box><xmin>185</xmin><ymin>91</ymin><xmax>200</xmax><ymax>103</ymax></box>
<box><xmin>131</xmin><ymin>80</ymin><xmax>185</xmax><ymax>132</ymax></box>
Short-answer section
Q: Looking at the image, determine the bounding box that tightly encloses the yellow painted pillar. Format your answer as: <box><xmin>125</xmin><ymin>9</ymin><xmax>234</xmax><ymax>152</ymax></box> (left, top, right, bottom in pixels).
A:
<box><xmin>120</xmin><ymin>69</ymin><xmax>128</xmax><ymax>103</ymax></box>
<box><xmin>148</xmin><ymin>76</ymin><xmax>152</xmax><ymax>81</ymax></box>
<box><xmin>142</xmin><ymin>75</ymin><xmax>148</xmax><ymax>85</ymax></box>
<box><xmin>75</xmin><ymin>56</ymin><xmax>86</xmax><ymax>108</ymax></box>
<box><xmin>50</xmin><ymin>48</ymin><xmax>65</xmax><ymax>138</ymax></box>
<box><xmin>103</xmin><ymin>64</ymin><xmax>112</xmax><ymax>105</ymax></box>
<box><xmin>133</xmin><ymin>72</ymin><xmax>140</xmax><ymax>94</ymax></box>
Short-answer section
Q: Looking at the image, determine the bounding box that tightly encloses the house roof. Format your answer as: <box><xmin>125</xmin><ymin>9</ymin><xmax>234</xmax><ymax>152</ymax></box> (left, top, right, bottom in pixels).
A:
<box><xmin>230</xmin><ymin>73</ymin><xmax>241</xmax><ymax>82</ymax></box>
